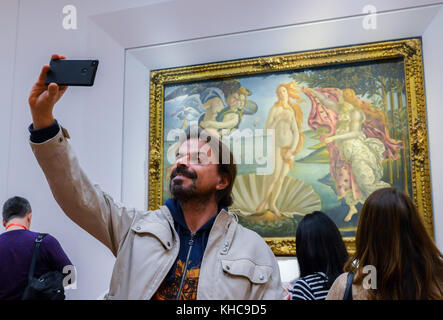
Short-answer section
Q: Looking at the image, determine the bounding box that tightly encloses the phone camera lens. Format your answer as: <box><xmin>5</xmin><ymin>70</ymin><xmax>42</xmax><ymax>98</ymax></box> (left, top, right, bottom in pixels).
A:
<box><xmin>91</xmin><ymin>61</ymin><xmax>97</xmax><ymax>66</ymax></box>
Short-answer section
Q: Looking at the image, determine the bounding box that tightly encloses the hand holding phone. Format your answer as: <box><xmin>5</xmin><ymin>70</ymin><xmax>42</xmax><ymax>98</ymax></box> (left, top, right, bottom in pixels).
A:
<box><xmin>45</xmin><ymin>59</ymin><xmax>99</xmax><ymax>86</ymax></box>
<box><xmin>28</xmin><ymin>54</ymin><xmax>66</xmax><ymax>129</ymax></box>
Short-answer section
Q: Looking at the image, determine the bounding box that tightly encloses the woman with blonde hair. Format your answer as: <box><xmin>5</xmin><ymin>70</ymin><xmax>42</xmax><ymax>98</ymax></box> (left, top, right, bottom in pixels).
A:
<box><xmin>256</xmin><ymin>82</ymin><xmax>304</xmax><ymax>217</ymax></box>
<box><xmin>327</xmin><ymin>187</ymin><xmax>443</xmax><ymax>300</ymax></box>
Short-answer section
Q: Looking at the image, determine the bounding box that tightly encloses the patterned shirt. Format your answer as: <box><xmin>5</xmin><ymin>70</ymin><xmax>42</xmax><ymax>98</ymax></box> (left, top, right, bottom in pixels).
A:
<box><xmin>152</xmin><ymin>198</ymin><xmax>221</xmax><ymax>300</ymax></box>
<box><xmin>287</xmin><ymin>272</ymin><xmax>330</xmax><ymax>300</ymax></box>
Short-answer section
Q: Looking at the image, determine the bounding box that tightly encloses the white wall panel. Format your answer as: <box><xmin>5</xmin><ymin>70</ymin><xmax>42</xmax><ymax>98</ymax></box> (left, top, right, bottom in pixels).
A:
<box><xmin>0</xmin><ymin>0</ymin><xmax>20</xmax><ymax>205</ymax></box>
<box><xmin>423</xmin><ymin>6</ymin><xmax>443</xmax><ymax>251</ymax></box>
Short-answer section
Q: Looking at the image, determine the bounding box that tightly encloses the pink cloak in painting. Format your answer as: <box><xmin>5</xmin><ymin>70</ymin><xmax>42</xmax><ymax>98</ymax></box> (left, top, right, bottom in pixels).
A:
<box><xmin>302</xmin><ymin>87</ymin><xmax>404</xmax><ymax>201</ymax></box>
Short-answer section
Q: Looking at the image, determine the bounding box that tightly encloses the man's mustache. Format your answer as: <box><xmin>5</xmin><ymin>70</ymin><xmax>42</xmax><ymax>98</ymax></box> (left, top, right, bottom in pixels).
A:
<box><xmin>170</xmin><ymin>166</ymin><xmax>198</xmax><ymax>180</ymax></box>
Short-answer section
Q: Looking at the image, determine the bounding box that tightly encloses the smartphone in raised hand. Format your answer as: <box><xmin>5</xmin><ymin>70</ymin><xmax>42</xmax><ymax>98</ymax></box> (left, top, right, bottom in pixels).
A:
<box><xmin>45</xmin><ymin>59</ymin><xmax>99</xmax><ymax>86</ymax></box>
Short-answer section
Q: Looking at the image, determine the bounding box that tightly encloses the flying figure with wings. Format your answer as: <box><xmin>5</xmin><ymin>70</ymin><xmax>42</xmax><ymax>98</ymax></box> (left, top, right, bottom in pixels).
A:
<box><xmin>165</xmin><ymin>79</ymin><xmax>258</xmax><ymax>136</ymax></box>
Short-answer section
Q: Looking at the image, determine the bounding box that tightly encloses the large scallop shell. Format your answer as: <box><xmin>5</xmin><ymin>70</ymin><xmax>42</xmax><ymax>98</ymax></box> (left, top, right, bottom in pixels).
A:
<box><xmin>230</xmin><ymin>173</ymin><xmax>321</xmax><ymax>218</ymax></box>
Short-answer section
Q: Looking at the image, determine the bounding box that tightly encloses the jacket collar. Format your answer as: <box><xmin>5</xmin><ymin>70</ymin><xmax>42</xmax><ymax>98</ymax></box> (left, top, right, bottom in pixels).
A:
<box><xmin>160</xmin><ymin>202</ymin><xmax>238</xmax><ymax>255</ymax></box>
<box><xmin>209</xmin><ymin>207</ymin><xmax>238</xmax><ymax>255</ymax></box>
<box><xmin>164</xmin><ymin>198</ymin><xmax>228</xmax><ymax>234</ymax></box>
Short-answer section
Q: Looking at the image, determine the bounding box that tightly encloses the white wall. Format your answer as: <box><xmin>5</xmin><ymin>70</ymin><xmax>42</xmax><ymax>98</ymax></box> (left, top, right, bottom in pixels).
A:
<box><xmin>422</xmin><ymin>7</ymin><xmax>443</xmax><ymax>250</ymax></box>
<box><xmin>0</xmin><ymin>0</ymin><xmax>442</xmax><ymax>298</ymax></box>
<box><xmin>0</xmin><ymin>0</ymin><xmax>19</xmax><ymax>206</ymax></box>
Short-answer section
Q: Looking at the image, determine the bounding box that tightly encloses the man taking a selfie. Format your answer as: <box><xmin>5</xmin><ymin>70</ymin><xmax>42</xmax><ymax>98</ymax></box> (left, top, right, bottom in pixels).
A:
<box><xmin>27</xmin><ymin>54</ymin><xmax>282</xmax><ymax>300</ymax></box>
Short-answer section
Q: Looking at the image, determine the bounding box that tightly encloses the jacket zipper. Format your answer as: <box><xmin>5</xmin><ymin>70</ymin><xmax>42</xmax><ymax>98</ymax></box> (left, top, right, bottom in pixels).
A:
<box><xmin>176</xmin><ymin>233</ymin><xmax>196</xmax><ymax>300</ymax></box>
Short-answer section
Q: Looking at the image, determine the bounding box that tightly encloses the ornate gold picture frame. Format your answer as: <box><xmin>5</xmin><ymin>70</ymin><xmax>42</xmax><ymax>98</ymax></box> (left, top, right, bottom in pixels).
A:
<box><xmin>148</xmin><ymin>38</ymin><xmax>433</xmax><ymax>256</ymax></box>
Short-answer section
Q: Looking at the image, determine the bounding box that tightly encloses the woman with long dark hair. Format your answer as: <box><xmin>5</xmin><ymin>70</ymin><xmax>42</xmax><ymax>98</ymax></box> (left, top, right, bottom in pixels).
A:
<box><xmin>287</xmin><ymin>211</ymin><xmax>348</xmax><ymax>300</ymax></box>
<box><xmin>327</xmin><ymin>187</ymin><xmax>443</xmax><ymax>299</ymax></box>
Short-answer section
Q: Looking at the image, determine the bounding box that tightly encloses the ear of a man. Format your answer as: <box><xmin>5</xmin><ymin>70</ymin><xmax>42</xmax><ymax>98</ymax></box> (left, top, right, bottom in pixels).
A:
<box><xmin>27</xmin><ymin>212</ymin><xmax>32</xmax><ymax>225</ymax></box>
<box><xmin>216</xmin><ymin>174</ymin><xmax>230</xmax><ymax>191</ymax></box>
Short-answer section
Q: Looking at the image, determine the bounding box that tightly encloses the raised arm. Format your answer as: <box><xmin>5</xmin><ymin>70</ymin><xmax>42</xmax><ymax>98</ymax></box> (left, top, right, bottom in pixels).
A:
<box><xmin>305</xmin><ymin>87</ymin><xmax>339</xmax><ymax>112</ymax></box>
<box><xmin>28</xmin><ymin>55</ymin><xmax>139</xmax><ymax>256</ymax></box>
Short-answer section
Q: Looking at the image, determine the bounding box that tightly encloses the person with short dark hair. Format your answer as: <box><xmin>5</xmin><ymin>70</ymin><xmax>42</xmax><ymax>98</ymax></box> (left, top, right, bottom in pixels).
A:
<box><xmin>0</xmin><ymin>196</ymin><xmax>73</xmax><ymax>300</ymax></box>
<box><xmin>2</xmin><ymin>196</ymin><xmax>32</xmax><ymax>223</ymax></box>
<box><xmin>286</xmin><ymin>211</ymin><xmax>348</xmax><ymax>300</ymax></box>
<box><xmin>26</xmin><ymin>54</ymin><xmax>283</xmax><ymax>300</ymax></box>
<box><xmin>327</xmin><ymin>187</ymin><xmax>443</xmax><ymax>300</ymax></box>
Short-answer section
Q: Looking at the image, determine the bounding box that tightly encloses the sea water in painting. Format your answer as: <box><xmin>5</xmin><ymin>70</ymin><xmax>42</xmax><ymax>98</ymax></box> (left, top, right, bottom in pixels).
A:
<box><xmin>161</xmin><ymin>59</ymin><xmax>411</xmax><ymax>238</ymax></box>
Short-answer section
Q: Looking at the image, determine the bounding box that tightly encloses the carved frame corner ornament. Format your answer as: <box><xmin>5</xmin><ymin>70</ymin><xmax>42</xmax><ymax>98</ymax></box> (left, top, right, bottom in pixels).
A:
<box><xmin>148</xmin><ymin>38</ymin><xmax>432</xmax><ymax>255</ymax></box>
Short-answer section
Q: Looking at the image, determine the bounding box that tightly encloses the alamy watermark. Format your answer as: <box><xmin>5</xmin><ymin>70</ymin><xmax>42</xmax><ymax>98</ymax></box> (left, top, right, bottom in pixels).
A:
<box><xmin>362</xmin><ymin>264</ymin><xmax>377</xmax><ymax>290</ymax></box>
<box><xmin>165</xmin><ymin>123</ymin><xmax>276</xmax><ymax>175</ymax></box>
<box><xmin>362</xmin><ymin>5</ymin><xmax>377</xmax><ymax>30</ymax></box>
<box><xmin>63</xmin><ymin>5</ymin><xmax>78</xmax><ymax>30</ymax></box>
<box><xmin>63</xmin><ymin>265</ymin><xmax>77</xmax><ymax>290</ymax></box>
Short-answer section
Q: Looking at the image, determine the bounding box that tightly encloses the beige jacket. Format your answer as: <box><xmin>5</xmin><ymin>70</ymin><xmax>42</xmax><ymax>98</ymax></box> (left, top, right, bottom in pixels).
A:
<box><xmin>30</xmin><ymin>128</ymin><xmax>283</xmax><ymax>300</ymax></box>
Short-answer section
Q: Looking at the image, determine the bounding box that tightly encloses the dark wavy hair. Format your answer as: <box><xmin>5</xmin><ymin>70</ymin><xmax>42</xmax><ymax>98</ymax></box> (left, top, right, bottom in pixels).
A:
<box><xmin>296</xmin><ymin>211</ymin><xmax>348</xmax><ymax>288</ymax></box>
<box><xmin>345</xmin><ymin>187</ymin><xmax>443</xmax><ymax>299</ymax></box>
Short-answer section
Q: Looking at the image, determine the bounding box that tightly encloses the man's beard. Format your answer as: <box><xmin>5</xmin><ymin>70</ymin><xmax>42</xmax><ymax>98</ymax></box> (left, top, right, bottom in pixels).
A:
<box><xmin>169</xmin><ymin>166</ymin><xmax>211</xmax><ymax>204</ymax></box>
